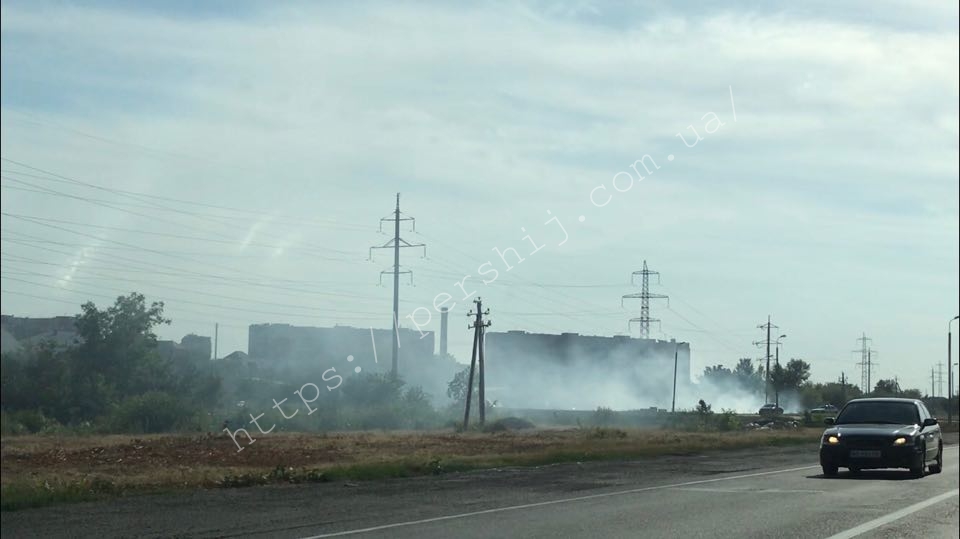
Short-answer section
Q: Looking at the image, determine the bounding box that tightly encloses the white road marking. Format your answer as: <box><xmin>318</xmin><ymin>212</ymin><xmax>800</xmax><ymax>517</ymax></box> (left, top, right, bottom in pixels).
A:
<box><xmin>301</xmin><ymin>444</ymin><xmax>960</xmax><ymax>538</ymax></box>
<box><xmin>823</xmin><ymin>489</ymin><xmax>959</xmax><ymax>539</ymax></box>
<box><xmin>298</xmin><ymin>464</ymin><xmax>820</xmax><ymax>538</ymax></box>
<box><xmin>675</xmin><ymin>487</ymin><xmax>824</xmax><ymax>494</ymax></box>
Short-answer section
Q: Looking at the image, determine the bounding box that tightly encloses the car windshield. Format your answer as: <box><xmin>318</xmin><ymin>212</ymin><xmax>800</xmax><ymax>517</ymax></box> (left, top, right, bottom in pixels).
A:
<box><xmin>835</xmin><ymin>402</ymin><xmax>920</xmax><ymax>425</ymax></box>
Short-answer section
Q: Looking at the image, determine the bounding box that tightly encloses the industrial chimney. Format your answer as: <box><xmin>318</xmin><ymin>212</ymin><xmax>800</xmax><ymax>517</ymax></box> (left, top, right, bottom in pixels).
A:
<box><xmin>440</xmin><ymin>306</ymin><xmax>449</xmax><ymax>356</ymax></box>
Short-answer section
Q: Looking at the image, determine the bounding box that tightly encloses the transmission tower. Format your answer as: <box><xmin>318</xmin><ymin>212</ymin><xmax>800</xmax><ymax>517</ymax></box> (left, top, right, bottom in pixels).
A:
<box><xmin>621</xmin><ymin>260</ymin><xmax>668</xmax><ymax>339</ymax></box>
<box><xmin>369</xmin><ymin>193</ymin><xmax>426</xmax><ymax>379</ymax></box>
<box><xmin>853</xmin><ymin>333</ymin><xmax>875</xmax><ymax>394</ymax></box>
<box><xmin>753</xmin><ymin>316</ymin><xmax>778</xmax><ymax>403</ymax></box>
<box><xmin>936</xmin><ymin>362</ymin><xmax>945</xmax><ymax>398</ymax></box>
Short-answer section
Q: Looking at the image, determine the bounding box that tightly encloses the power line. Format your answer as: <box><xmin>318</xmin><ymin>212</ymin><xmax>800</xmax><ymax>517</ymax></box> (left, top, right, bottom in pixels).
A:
<box><xmin>0</xmin><ymin>158</ymin><xmax>372</xmax><ymax>231</ymax></box>
<box><xmin>1</xmin><ymin>232</ymin><xmax>385</xmax><ymax>302</ymax></box>
<box><xmin>1</xmin><ymin>211</ymin><xmax>357</xmax><ymax>262</ymax></box>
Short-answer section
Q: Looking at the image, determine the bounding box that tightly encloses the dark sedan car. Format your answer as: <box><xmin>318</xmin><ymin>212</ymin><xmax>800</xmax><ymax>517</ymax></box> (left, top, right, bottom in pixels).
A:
<box><xmin>819</xmin><ymin>398</ymin><xmax>943</xmax><ymax>478</ymax></box>
<box><xmin>759</xmin><ymin>403</ymin><xmax>784</xmax><ymax>416</ymax></box>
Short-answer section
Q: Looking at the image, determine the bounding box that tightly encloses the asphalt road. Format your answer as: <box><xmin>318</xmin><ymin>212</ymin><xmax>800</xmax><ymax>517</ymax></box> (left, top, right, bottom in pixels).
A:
<box><xmin>3</xmin><ymin>435</ymin><xmax>958</xmax><ymax>539</ymax></box>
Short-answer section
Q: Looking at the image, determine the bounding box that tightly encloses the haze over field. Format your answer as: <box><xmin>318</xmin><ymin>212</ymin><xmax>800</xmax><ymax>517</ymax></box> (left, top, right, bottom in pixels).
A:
<box><xmin>1</xmin><ymin>0</ymin><xmax>958</xmax><ymax>394</ymax></box>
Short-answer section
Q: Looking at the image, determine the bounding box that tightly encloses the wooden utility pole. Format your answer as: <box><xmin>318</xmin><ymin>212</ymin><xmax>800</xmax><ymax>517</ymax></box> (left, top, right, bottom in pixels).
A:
<box><xmin>671</xmin><ymin>344</ymin><xmax>679</xmax><ymax>413</ymax></box>
<box><xmin>463</xmin><ymin>298</ymin><xmax>491</xmax><ymax>429</ymax></box>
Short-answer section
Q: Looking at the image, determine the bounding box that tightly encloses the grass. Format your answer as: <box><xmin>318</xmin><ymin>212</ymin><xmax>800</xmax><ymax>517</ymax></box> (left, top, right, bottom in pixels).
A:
<box><xmin>1</xmin><ymin>427</ymin><xmax>820</xmax><ymax>511</ymax></box>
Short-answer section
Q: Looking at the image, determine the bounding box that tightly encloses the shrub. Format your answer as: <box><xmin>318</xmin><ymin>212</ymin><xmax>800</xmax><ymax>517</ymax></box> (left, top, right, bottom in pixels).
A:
<box><xmin>592</xmin><ymin>406</ymin><xmax>616</xmax><ymax>426</ymax></box>
<box><xmin>107</xmin><ymin>391</ymin><xmax>193</xmax><ymax>433</ymax></box>
<box><xmin>483</xmin><ymin>417</ymin><xmax>536</xmax><ymax>432</ymax></box>
<box><xmin>3</xmin><ymin>409</ymin><xmax>60</xmax><ymax>434</ymax></box>
<box><xmin>713</xmin><ymin>409</ymin><xmax>741</xmax><ymax>432</ymax></box>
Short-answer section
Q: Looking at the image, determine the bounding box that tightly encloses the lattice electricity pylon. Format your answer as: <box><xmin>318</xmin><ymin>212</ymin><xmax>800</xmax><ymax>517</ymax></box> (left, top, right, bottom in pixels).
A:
<box><xmin>622</xmin><ymin>260</ymin><xmax>668</xmax><ymax>338</ymax></box>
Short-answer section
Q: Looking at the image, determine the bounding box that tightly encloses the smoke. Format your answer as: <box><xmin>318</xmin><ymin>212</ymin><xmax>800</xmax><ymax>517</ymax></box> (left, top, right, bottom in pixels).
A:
<box><xmin>486</xmin><ymin>337</ymin><xmax>769</xmax><ymax>414</ymax></box>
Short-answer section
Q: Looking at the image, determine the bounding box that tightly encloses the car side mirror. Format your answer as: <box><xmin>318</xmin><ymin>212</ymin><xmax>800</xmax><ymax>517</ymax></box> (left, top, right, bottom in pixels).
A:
<box><xmin>823</xmin><ymin>417</ymin><xmax>835</xmax><ymax>426</ymax></box>
<box><xmin>922</xmin><ymin>418</ymin><xmax>937</xmax><ymax>428</ymax></box>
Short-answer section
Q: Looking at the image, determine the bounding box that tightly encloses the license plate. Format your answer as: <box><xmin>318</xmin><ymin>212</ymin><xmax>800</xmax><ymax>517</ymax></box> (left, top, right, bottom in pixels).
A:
<box><xmin>850</xmin><ymin>450</ymin><xmax>881</xmax><ymax>458</ymax></box>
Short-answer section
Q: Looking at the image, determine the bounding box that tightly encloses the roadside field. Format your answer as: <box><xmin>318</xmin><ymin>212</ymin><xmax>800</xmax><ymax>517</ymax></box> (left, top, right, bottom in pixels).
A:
<box><xmin>1</xmin><ymin>427</ymin><xmax>820</xmax><ymax>510</ymax></box>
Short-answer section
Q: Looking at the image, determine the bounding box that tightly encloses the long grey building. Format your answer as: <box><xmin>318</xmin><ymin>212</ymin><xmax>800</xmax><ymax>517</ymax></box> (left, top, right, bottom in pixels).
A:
<box><xmin>484</xmin><ymin>330</ymin><xmax>692</xmax><ymax>410</ymax></box>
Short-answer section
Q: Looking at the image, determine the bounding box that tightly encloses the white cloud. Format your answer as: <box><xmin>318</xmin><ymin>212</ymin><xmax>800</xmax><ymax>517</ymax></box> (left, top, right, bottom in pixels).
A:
<box><xmin>1</xmin><ymin>1</ymin><xmax>957</xmax><ymax>391</ymax></box>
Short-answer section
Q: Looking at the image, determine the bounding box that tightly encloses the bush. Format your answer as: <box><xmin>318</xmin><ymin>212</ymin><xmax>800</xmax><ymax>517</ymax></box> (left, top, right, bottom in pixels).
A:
<box><xmin>107</xmin><ymin>391</ymin><xmax>193</xmax><ymax>433</ymax></box>
<box><xmin>592</xmin><ymin>406</ymin><xmax>615</xmax><ymax>426</ymax></box>
<box><xmin>713</xmin><ymin>409</ymin><xmax>741</xmax><ymax>432</ymax></box>
<box><xmin>483</xmin><ymin>417</ymin><xmax>536</xmax><ymax>432</ymax></box>
<box><xmin>1</xmin><ymin>409</ymin><xmax>61</xmax><ymax>434</ymax></box>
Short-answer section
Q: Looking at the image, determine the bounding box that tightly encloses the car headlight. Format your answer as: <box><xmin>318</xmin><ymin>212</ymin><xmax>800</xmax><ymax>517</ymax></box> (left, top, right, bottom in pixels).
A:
<box><xmin>824</xmin><ymin>435</ymin><xmax>840</xmax><ymax>445</ymax></box>
<box><xmin>893</xmin><ymin>437</ymin><xmax>908</xmax><ymax>446</ymax></box>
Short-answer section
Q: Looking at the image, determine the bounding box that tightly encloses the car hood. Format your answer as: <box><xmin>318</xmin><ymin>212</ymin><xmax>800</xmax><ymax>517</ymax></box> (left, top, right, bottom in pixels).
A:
<box><xmin>823</xmin><ymin>424</ymin><xmax>919</xmax><ymax>437</ymax></box>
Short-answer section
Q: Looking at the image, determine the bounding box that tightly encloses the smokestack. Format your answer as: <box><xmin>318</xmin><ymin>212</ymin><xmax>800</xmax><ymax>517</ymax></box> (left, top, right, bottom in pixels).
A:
<box><xmin>440</xmin><ymin>307</ymin><xmax>449</xmax><ymax>356</ymax></box>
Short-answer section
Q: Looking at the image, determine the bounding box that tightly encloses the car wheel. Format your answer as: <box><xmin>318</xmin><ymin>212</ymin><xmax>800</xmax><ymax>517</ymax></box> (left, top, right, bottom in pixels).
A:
<box><xmin>909</xmin><ymin>444</ymin><xmax>925</xmax><ymax>478</ymax></box>
<box><xmin>822</xmin><ymin>464</ymin><xmax>838</xmax><ymax>477</ymax></box>
<box><xmin>929</xmin><ymin>444</ymin><xmax>943</xmax><ymax>474</ymax></box>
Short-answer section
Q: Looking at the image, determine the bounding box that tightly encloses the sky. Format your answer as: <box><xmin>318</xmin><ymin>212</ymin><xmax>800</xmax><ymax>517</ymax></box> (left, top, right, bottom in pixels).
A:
<box><xmin>1</xmin><ymin>0</ymin><xmax>958</xmax><ymax>394</ymax></box>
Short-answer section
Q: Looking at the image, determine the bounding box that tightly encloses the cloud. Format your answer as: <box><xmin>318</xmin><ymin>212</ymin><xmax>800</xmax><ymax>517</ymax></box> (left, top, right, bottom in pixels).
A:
<box><xmin>1</xmin><ymin>0</ymin><xmax>957</xmax><ymax>391</ymax></box>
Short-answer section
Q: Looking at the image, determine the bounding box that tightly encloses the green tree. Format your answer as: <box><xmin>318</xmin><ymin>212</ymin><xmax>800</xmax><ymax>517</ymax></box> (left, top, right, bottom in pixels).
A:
<box><xmin>701</xmin><ymin>364</ymin><xmax>735</xmax><ymax>387</ymax></box>
<box><xmin>2</xmin><ymin>292</ymin><xmax>222</xmax><ymax>429</ymax></box>
<box><xmin>74</xmin><ymin>292</ymin><xmax>171</xmax><ymax>397</ymax></box>
<box><xmin>872</xmin><ymin>379</ymin><xmax>901</xmax><ymax>397</ymax></box>
<box><xmin>733</xmin><ymin>358</ymin><xmax>762</xmax><ymax>394</ymax></box>
<box><xmin>771</xmin><ymin>359</ymin><xmax>811</xmax><ymax>395</ymax></box>
<box><xmin>447</xmin><ymin>366</ymin><xmax>478</xmax><ymax>403</ymax></box>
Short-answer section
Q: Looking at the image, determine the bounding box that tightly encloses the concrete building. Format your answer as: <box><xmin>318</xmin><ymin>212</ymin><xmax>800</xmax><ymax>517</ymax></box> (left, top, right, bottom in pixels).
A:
<box><xmin>248</xmin><ymin>323</ymin><xmax>436</xmax><ymax>374</ymax></box>
<box><xmin>247</xmin><ymin>323</ymin><xmax>459</xmax><ymax>403</ymax></box>
<box><xmin>0</xmin><ymin>315</ymin><xmax>81</xmax><ymax>352</ymax></box>
<box><xmin>157</xmin><ymin>334</ymin><xmax>212</xmax><ymax>362</ymax></box>
<box><xmin>484</xmin><ymin>330</ymin><xmax>692</xmax><ymax>410</ymax></box>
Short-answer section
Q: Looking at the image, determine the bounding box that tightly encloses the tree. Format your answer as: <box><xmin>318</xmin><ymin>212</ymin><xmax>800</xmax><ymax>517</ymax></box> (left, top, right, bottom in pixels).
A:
<box><xmin>800</xmin><ymin>381</ymin><xmax>862</xmax><ymax>409</ymax></box>
<box><xmin>1</xmin><ymin>292</ymin><xmax>222</xmax><ymax>428</ymax></box>
<box><xmin>772</xmin><ymin>359</ymin><xmax>811</xmax><ymax>394</ymax></box>
<box><xmin>901</xmin><ymin>388</ymin><xmax>922</xmax><ymax>400</ymax></box>
<box><xmin>733</xmin><ymin>358</ymin><xmax>763</xmax><ymax>394</ymax></box>
<box><xmin>701</xmin><ymin>364</ymin><xmax>735</xmax><ymax>387</ymax></box>
<box><xmin>872</xmin><ymin>379</ymin><xmax>901</xmax><ymax>397</ymax></box>
<box><xmin>447</xmin><ymin>366</ymin><xmax>477</xmax><ymax>403</ymax></box>
<box><xmin>74</xmin><ymin>292</ymin><xmax>172</xmax><ymax>398</ymax></box>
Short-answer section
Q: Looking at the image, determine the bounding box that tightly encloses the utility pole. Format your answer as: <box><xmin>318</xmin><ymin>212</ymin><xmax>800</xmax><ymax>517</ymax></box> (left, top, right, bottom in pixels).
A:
<box><xmin>622</xmin><ymin>260</ymin><xmax>668</xmax><ymax>339</ymax></box>
<box><xmin>369</xmin><ymin>193</ymin><xmax>426</xmax><ymax>379</ymax></box>
<box><xmin>671</xmin><ymin>343</ymin><xmax>679</xmax><ymax>413</ymax></box>
<box><xmin>950</xmin><ymin>315</ymin><xmax>958</xmax><ymax>425</ymax></box>
<box><xmin>213</xmin><ymin>322</ymin><xmax>218</xmax><ymax>360</ymax></box>
<box><xmin>931</xmin><ymin>367</ymin><xmax>936</xmax><ymax>397</ymax></box>
<box><xmin>463</xmin><ymin>298</ymin><xmax>491</xmax><ymax>429</ymax></box>
<box><xmin>854</xmin><ymin>333</ymin><xmax>874</xmax><ymax>395</ymax></box>
<box><xmin>773</xmin><ymin>334</ymin><xmax>787</xmax><ymax>409</ymax></box>
<box><xmin>840</xmin><ymin>372</ymin><xmax>846</xmax><ymax>403</ymax></box>
<box><xmin>754</xmin><ymin>316</ymin><xmax>778</xmax><ymax>403</ymax></box>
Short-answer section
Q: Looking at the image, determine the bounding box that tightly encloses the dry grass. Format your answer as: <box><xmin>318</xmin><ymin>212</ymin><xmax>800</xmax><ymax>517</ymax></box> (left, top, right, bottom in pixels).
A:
<box><xmin>1</xmin><ymin>427</ymin><xmax>820</xmax><ymax>510</ymax></box>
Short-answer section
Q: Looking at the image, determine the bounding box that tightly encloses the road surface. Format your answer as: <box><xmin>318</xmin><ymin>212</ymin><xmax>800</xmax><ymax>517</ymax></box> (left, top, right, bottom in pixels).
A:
<box><xmin>3</xmin><ymin>435</ymin><xmax>958</xmax><ymax>538</ymax></box>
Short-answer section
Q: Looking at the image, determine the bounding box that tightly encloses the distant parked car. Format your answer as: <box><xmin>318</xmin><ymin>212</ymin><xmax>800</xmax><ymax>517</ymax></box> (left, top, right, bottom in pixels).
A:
<box><xmin>810</xmin><ymin>404</ymin><xmax>839</xmax><ymax>415</ymax></box>
<box><xmin>759</xmin><ymin>403</ymin><xmax>784</xmax><ymax>416</ymax></box>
